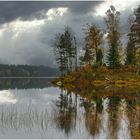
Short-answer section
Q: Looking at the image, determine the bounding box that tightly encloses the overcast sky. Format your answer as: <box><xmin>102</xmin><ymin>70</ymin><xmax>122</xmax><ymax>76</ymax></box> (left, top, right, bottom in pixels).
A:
<box><xmin>0</xmin><ymin>0</ymin><xmax>139</xmax><ymax>67</ymax></box>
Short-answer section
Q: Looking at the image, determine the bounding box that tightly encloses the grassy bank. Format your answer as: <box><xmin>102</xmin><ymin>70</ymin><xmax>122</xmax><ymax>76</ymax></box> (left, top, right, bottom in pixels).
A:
<box><xmin>52</xmin><ymin>64</ymin><xmax>140</xmax><ymax>92</ymax></box>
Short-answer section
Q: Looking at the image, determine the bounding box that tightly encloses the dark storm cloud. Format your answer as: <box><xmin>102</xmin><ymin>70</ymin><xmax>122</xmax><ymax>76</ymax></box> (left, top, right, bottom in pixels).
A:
<box><xmin>0</xmin><ymin>1</ymin><xmax>103</xmax><ymax>24</ymax></box>
<box><xmin>62</xmin><ymin>1</ymin><xmax>102</xmax><ymax>14</ymax></box>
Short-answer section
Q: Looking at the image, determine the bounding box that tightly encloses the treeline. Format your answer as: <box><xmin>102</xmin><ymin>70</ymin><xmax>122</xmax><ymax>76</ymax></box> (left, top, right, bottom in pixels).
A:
<box><xmin>54</xmin><ymin>5</ymin><xmax>140</xmax><ymax>75</ymax></box>
<box><xmin>0</xmin><ymin>64</ymin><xmax>59</xmax><ymax>77</ymax></box>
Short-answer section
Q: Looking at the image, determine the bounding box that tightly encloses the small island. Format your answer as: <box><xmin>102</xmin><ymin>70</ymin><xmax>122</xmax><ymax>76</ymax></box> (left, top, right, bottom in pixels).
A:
<box><xmin>52</xmin><ymin>5</ymin><xmax>140</xmax><ymax>92</ymax></box>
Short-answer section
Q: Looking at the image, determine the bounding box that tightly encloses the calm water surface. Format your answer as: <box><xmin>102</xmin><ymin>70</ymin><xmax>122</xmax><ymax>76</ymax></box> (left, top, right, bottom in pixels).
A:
<box><xmin>0</xmin><ymin>79</ymin><xmax>139</xmax><ymax>139</ymax></box>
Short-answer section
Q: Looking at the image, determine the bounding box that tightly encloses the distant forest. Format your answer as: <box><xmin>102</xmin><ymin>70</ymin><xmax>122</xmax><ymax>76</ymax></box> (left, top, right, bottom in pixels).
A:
<box><xmin>0</xmin><ymin>64</ymin><xmax>59</xmax><ymax>77</ymax></box>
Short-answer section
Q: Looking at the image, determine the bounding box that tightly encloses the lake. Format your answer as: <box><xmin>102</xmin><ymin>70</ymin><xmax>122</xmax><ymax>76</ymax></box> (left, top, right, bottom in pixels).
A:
<box><xmin>0</xmin><ymin>78</ymin><xmax>139</xmax><ymax>139</ymax></box>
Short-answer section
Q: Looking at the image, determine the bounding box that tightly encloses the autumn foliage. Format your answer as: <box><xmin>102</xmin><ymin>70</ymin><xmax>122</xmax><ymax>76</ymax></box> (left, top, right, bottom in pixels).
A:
<box><xmin>52</xmin><ymin>64</ymin><xmax>140</xmax><ymax>93</ymax></box>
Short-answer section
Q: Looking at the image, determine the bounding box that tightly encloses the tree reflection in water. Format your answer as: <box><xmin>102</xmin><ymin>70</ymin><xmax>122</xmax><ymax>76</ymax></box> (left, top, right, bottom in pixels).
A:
<box><xmin>54</xmin><ymin>86</ymin><xmax>140</xmax><ymax>139</ymax></box>
<box><xmin>107</xmin><ymin>96</ymin><xmax>121</xmax><ymax>139</ymax></box>
<box><xmin>117</xmin><ymin>99</ymin><xmax>131</xmax><ymax>139</ymax></box>
<box><xmin>126</xmin><ymin>91</ymin><xmax>140</xmax><ymax>139</ymax></box>
<box><xmin>54</xmin><ymin>89</ymin><xmax>77</xmax><ymax>136</ymax></box>
<box><xmin>81</xmin><ymin>98</ymin><xmax>103</xmax><ymax>137</ymax></box>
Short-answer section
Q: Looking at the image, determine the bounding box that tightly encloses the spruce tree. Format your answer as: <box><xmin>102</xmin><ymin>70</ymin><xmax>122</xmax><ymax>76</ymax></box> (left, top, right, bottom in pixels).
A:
<box><xmin>54</xmin><ymin>26</ymin><xmax>77</xmax><ymax>75</ymax></box>
<box><xmin>129</xmin><ymin>5</ymin><xmax>140</xmax><ymax>74</ymax></box>
<box><xmin>105</xmin><ymin>6</ymin><xmax>121</xmax><ymax>69</ymax></box>
<box><xmin>96</xmin><ymin>48</ymin><xmax>103</xmax><ymax>66</ymax></box>
<box><xmin>54</xmin><ymin>34</ymin><xmax>68</xmax><ymax>76</ymax></box>
<box><xmin>64</xmin><ymin>26</ymin><xmax>77</xmax><ymax>72</ymax></box>
<box><xmin>107</xmin><ymin>44</ymin><xmax>120</xmax><ymax>68</ymax></box>
<box><xmin>125</xmin><ymin>36</ymin><xmax>135</xmax><ymax>65</ymax></box>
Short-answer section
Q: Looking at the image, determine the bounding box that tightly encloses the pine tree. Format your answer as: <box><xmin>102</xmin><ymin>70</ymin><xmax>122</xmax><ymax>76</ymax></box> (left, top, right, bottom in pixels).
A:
<box><xmin>64</xmin><ymin>27</ymin><xmax>76</xmax><ymax>72</ymax></box>
<box><xmin>125</xmin><ymin>36</ymin><xmax>135</xmax><ymax>65</ymax></box>
<box><xmin>54</xmin><ymin>26</ymin><xmax>77</xmax><ymax>75</ymax></box>
<box><xmin>96</xmin><ymin>48</ymin><xmax>103</xmax><ymax>66</ymax></box>
<box><xmin>129</xmin><ymin>5</ymin><xmax>140</xmax><ymax>74</ymax></box>
<box><xmin>54</xmin><ymin>34</ymin><xmax>68</xmax><ymax>76</ymax></box>
<box><xmin>107</xmin><ymin>44</ymin><xmax>120</xmax><ymax>68</ymax></box>
<box><xmin>105</xmin><ymin>5</ymin><xmax>121</xmax><ymax>69</ymax></box>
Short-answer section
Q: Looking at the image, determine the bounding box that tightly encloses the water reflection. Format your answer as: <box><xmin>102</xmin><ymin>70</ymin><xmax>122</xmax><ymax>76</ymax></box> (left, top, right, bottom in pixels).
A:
<box><xmin>0</xmin><ymin>104</ymin><xmax>49</xmax><ymax>131</ymax></box>
<box><xmin>54</xmin><ymin>87</ymin><xmax>140</xmax><ymax>139</ymax></box>
<box><xmin>0</xmin><ymin>79</ymin><xmax>139</xmax><ymax>138</ymax></box>
<box><xmin>107</xmin><ymin>97</ymin><xmax>121</xmax><ymax>138</ymax></box>
<box><xmin>0</xmin><ymin>78</ymin><xmax>52</xmax><ymax>90</ymax></box>
<box><xmin>126</xmin><ymin>92</ymin><xmax>140</xmax><ymax>139</ymax></box>
<box><xmin>55</xmin><ymin>90</ymin><xmax>77</xmax><ymax>136</ymax></box>
<box><xmin>118</xmin><ymin>99</ymin><xmax>131</xmax><ymax>139</ymax></box>
<box><xmin>82</xmin><ymin>98</ymin><xmax>102</xmax><ymax>137</ymax></box>
<box><xmin>95</xmin><ymin>98</ymin><xmax>109</xmax><ymax>139</ymax></box>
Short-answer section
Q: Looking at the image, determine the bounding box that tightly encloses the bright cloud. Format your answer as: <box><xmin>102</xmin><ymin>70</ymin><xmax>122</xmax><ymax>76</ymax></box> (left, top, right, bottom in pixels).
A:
<box><xmin>0</xmin><ymin>19</ymin><xmax>49</xmax><ymax>65</ymax></box>
<box><xmin>0</xmin><ymin>18</ymin><xmax>45</xmax><ymax>39</ymax></box>
<box><xmin>46</xmin><ymin>7</ymin><xmax>68</xmax><ymax>21</ymax></box>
